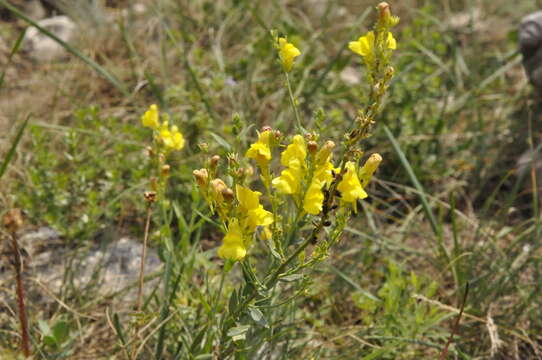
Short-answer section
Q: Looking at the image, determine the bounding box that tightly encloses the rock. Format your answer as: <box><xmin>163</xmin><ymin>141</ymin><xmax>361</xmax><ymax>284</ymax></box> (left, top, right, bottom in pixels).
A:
<box><xmin>519</xmin><ymin>11</ymin><xmax>542</xmax><ymax>91</ymax></box>
<box><xmin>24</xmin><ymin>0</ymin><xmax>47</xmax><ymax>20</ymax></box>
<box><xmin>24</xmin><ymin>15</ymin><xmax>76</xmax><ymax>62</ymax></box>
<box><xmin>0</xmin><ymin>227</ymin><xmax>162</xmax><ymax>307</ymax></box>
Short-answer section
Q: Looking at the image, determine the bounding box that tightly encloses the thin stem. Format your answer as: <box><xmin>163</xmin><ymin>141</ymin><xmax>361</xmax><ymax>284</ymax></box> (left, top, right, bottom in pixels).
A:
<box><xmin>285</xmin><ymin>72</ymin><xmax>305</xmax><ymax>134</ymax></box>
<box><xmin>136</xmin><ymin>205</ymin><xmax>153</xmax><ymax>311</ymax></box>
<box><xmin>131</xmin><ymin>204</ymin><xmax>153</xmax><ymax>360</ymax></box>
<box><xmin>3</xmin><ymin>209</ymin><xmax>31</xmax><ymax>358</ymax></box>
<box><xmin>10</xmin><ymin>233</ymin><xmax>31</xmax><ymax>357</ymax></box>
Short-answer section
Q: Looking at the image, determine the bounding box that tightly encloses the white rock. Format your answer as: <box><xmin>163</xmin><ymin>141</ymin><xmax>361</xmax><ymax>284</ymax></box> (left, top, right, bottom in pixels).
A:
<box><xmin>24</xmin><ymin>15</ymin><xmax>76</xmax><ymax>62</ymax></box>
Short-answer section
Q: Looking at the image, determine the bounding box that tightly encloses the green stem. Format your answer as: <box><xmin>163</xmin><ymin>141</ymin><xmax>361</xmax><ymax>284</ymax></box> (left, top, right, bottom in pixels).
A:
<box><xmin>285</xmin><ymin>72</ymin><xmax>305</xmax><ymax>134</ymax></box>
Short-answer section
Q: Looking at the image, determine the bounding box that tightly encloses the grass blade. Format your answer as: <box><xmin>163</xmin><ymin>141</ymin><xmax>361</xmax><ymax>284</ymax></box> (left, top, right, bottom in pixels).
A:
<box><xmin>383</xmin><ymin>125</ymin><xmax>449</xmax><ymax>260</ymax></box>
<box><xmin>0</xmin><ymin>0</ymin><xmax>130</xmax><ymax>97</ymax></box>
<box><xmin>0</xmin><ymin>28</ymin><xmax>26</xmax><ymax>89</ymax></box>
<box><xmin>0</xmin><ymin>115</ymin><xmax>30</xmax><ymax>180</ymax></box>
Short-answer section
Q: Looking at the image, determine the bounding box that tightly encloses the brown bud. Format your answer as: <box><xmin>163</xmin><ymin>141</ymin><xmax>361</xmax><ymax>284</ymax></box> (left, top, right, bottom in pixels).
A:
<box><xmin>146</xmin><ymin>146</ymin><xmax>154</xmax><ymax>157</ymax></box>
<box><xmin>307</xmin><ymin>141</ymin><xmax>318</xmax><ymax>154</ymax></box>
<box><xmin>161</xmin><ymin>164</ymin><xmax>170</xmax><ymax>177</ymax></box>
<box><xmin>193</xmin><ymin>169</ymin><xmax>209</xmax><ymax>188</ymax></box>
<box><xmin>221</xmin><ymin>188</ymin><xmax>234</xmax><ymax>202</ymax></box>
<box><xmin>158</xmin><ymin>153</ymin><xmax>165</xmax><ymax>163</ymax></box>
<box><xmin>237</xmin><ymin>167</ymin><xmax>245</xmax><ymax>177</ymax></box>
<box><xmin>2</xmin><ymin>209</ymin><xmax>25</xmax><ymax>234</ymax></box>
<box><xmin>198</xmin><ymin>143</ymin><xmax>209</xmax><ymax>152</ymax></box>
<box><xmin>144</xmin><ymin>191</ymin><xmax>157</xmax><ymax>203</ymax></box>
<box><xmin>274</xmin><ymin>130</ymin><xmax>281</xmax><ymax>138</ymax></box>
<box><xmin>210</xmin><ymin>155</ymin><xmax>220</xmax><ymax>169</ymax></box>
<box><xmin>378</xmin><ymin>2</ymin><xmax>391</xmax><ymax>20</ymax></box>
<box><xmin>262</xmin><ymin>125</ymin><xmax>272</xmax><ymax>132</ymax></box>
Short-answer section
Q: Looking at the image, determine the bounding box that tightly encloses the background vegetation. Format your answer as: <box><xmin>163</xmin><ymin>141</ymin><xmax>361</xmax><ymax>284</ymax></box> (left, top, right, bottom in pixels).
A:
<box><xmin>1</xmin><ymin>0</ymin><xmax>542</xmax><ymax>358</ymax></box>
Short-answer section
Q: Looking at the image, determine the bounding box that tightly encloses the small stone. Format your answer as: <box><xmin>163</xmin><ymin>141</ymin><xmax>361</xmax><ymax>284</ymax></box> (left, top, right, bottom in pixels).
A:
<box><xmin>24</xmin><ymin>15</ymin><xmax>76</xmax><ymax>62</ymax></box>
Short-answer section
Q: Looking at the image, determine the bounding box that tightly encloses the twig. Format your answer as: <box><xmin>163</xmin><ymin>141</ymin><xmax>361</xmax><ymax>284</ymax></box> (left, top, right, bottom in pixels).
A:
<box><xmin>439</xmin><ymin>282</ymin><xmax>469</xmax><ymax>360</ymax></box>
<box><xmin>2</xmin><ymin>209</ymin><xmax>31</xmax><ymax>357</ymax></box>
<box><xmin>136</xmin><ymin>204</ymin><xmax>153</xmax><ymax>312</ymax></box>
<box><xmin>131</xmin><ymin>201</ymin><xmax>153</xmax><ymax>360</ymax></box>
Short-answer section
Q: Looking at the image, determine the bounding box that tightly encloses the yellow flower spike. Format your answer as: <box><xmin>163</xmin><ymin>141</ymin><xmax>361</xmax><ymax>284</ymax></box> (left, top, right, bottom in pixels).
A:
<box><xmin>337</xmin><ymin>161</ymin><xmax>368</xmax><ymax>205</ymax></box>
<box><xmin>359</xmin><ymin>153</ymin><xmax>383</xmax><ymax>187</ymax></box>
<box><xmin>141</xmin><ymin>104</ymin><xmax>160</xmax><ymax>130</ymax></box>
<box><xmin>278</xmin><ymin>37</ymin><xmax>301</xmax><ymax>72</ymax></box>
<box><xmin>246</xmin><ymin>130</ymin><xmax>272</xmax><ymax>169</ymax></box>
<box><xmin>217</xmin><ymin>219</ymin><xmax>247</xmax><ymax>261</ymax></box>
<box><xmin>303</xmin><ymin>179</ymin><xmax>325</xmax><ymax>215</ymax></box>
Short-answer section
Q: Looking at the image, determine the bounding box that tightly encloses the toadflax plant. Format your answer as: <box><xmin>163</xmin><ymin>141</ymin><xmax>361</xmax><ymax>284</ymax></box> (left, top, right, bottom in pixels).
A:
<box><xmin>189</xmin><ymin>2</ymin><xmax>399</xmax><ymax>357</ymax></box>
<box><xmin>130</xmin><ymin>2</ymin><xmax>399</xmax><ymax>359</ymax></box>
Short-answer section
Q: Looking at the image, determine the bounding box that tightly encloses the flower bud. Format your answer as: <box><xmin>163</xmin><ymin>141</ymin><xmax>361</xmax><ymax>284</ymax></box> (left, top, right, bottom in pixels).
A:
<box><xmin>161</xmin><ymin>164</ymin><xmax>170</xmax><ymax>177</ymax></box>
<box><xmin>193</xmin><ymin>168</ymin><xmax>209</xmax><ymax>188</ymax></box>
<box><xmin>307</xmin><ymin>141</ymin><xmax>318</xmax><ymax>155</ymax></box>
<box><xmin>221</xmin><ymin>188</ymin><xmax>234</xmax><ymax>202</ymax></box>
<box><xmin>262</xmin><ymin>125</ymin><xmax>272</xmax><ymax>132</ymax></box>
<box><xmin>146</xmin><ymin>146</ymin><xmax>154</xmax><ymax>157</ymax></box>
<box><xmin>144</xmin><ymin>191</ymin><xmax>157</xmax><ymax>203</ymax></box>
<box><xmin>359</xmin><ymin>153</ymin><xmax>383</xmax><ymax>186</ymax></box>
<box><xmin>210</xmin><ymin>178</ymin><xmax>228</xmax><ymax>204</ymax></box>
<box><xmin>378</xmin><ymin>2</ymin><xmax>391</xmax><ymax>21</ymax></box>
<box><xmin>316</xmin><ymin>140</ymin><xmax>335</xmax><ymax>164</ymax></box>
<box><xmin>199</xmin><ymin>143</ymin><xmax>209</xmax><ymax>152</ymax></box>
<box><xmin>210</xmin><ymin>155</ymin><xmax>220</xmax><ymax>169</ymax></box>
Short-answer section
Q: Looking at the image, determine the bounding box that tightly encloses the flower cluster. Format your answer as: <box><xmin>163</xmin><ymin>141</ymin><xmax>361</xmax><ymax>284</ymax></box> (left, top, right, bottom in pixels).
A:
<box><xmin>194</xmin><ymin>128</ymin><xmax>382</xmax><ymax>261</ymax></box>
<box><xmin>193</xmin><ymin>166</ymin><xmax>273</xmax><ymax>260</ymax></box>
<box><xmin>141</xmin><ymin>104</ymin><xmax>185</xmax><ymax>151</ymax></box>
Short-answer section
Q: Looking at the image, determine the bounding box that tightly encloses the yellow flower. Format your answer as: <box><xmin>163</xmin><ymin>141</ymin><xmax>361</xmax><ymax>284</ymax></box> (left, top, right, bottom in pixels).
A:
<box><xmin>157</xmin><ymin>121</ymin><xmax>185</xmax><ymax>150</ymax></box>
<box><xmin>337</xmin><ymin>161</ymin><xmax>368</xmax><ymax>204</ymax></box>
<box><xmin>280</xmin><ymin>135</ymin><xmax>306</xmax><ymax>167</ymax></box>
<box><xmin>303</xmin><ymin>179</ymin><xmax>325</xmax><ymax>215</ymax></box>
<box><xmin>278</xmin><ymin>37</ymin><xmax>301</xmax><ymax>72</ymax></box>
<box><xmin>246</xmin><ymin>130</ymin><xmax>272</xmax><ymax>168</ymax></box>
<box><xmin>359</xmin><ymin>153</ymin><xmax>382</xmax><ymax>187</ymax></box>
<box><xmin>236</xmin><ymin>185</ymin><xmax>273</xmax><ymax>231</ymax></box>
<box><xmin>217</xmin><ymin>219</ymin><xmax>246</xmax><ymax>261</ymax></box>
<box><xmin>349</xmin><ymin>31</ymin><xmax>396</xmax><ymax>57</ymax></box>
<box><xmin>141</xmin><ymin>104</ymin><xmax>160</xmax><ymax>130</ymax></box>
<box><xmin>273</xmin><ymin>165</ymin><xmax>303</xmax><ymax>194</ymax></box>
<box><xmin>272</xmin><ymin>135</ymin><xmax>307</xmax><ymax>194</ymax></box>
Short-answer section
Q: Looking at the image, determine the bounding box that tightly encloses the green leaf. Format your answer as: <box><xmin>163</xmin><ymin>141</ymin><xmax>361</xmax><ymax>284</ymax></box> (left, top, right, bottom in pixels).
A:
<box><xmin>248</xmin><ymin>306</ymin><xmax>268</xmax><ymax>328</ymax></box>
<box><xmin>279</xmin><ymin>274</ymin><xmax>304</xmax><ymax>282</ymax></box>
<box><xmin>51</xmin><ymin>320</ymin><xmax>69</xmax><ymax>344</ymax></box>
<box><xmin>227</xmin><ymin>325</ymin><xmax>250</xmax><ymax>342</ymax></box>
<box><xmin>208</xmin><ymin>132</ymin><xmax>232</xmax><ymax>151</ymax></box>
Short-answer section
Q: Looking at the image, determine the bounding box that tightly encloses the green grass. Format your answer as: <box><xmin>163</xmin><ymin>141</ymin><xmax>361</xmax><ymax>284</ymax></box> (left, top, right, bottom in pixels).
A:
<box><xmin>1</xmin><ymin>0</ymin><xmax>542</xmax><ymax>358</ymax></box>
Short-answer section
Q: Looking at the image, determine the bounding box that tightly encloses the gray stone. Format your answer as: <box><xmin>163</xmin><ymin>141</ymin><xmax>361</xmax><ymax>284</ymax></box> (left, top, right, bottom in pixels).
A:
<box><xmin>519</xmin><ymin>11</ymin><xmax>542</xmax><ymax>90</ymax></box>
<box><xmin>24</xmin><ymin>15</ymin><xmax>76</xmax><ymax>62</ymax></box>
